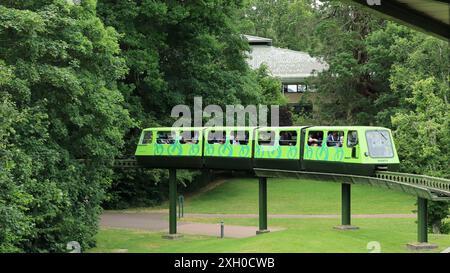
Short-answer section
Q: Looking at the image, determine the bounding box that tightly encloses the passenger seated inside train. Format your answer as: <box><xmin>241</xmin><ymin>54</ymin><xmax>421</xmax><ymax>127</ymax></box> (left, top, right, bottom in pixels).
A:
<box><xmin>279</xmin><ymin>131</ymin><xmax>296</xmax><ymax>146</ymax></box>
<box><xmin>157</xmin><ymin>132</ymin><xmax>175</xmax><ymax>144</ymax></box>
<box><xmin>230</xmin><ymin>131</ymin><xmax>249</xmax><ymax>145</ymax></box>
<box><xmin>308</xmin><ymin>131</ymin><xmax>323</xmax><ymax>146</ymax></box>
<box><xmin>180</xmin><ymin>131</ymin><xmax>199</xmax><ymax>144</ymax></box>
<box><xmin>208</xmin><ymin>131</ymin><xmax>226</xmax><ymax>144</ymax></box>
<box><xmin>327</xmin><ymin>131</ymin><xmax>344</xmax><ymax>147</ymax></box>
<box><xmin>229</xmin><ymin>132</ymin><xmax>237</xmax><ymax>144</ymax></box>
<box><xmin>258</xmin><ymin>131</ymin><xmax>275</xmax><ymax>146</ymax></box>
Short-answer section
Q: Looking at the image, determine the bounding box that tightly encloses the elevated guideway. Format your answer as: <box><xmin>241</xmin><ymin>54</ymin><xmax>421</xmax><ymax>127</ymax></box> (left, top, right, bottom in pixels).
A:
<box><xmin>253</xmin><ymin>168</ymin><xmax>450</xmax><ymax>201</ymax></box>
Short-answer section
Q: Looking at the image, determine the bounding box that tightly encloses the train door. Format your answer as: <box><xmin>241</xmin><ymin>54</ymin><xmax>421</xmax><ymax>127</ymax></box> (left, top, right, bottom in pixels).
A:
<box><xmin>229</xmin><ymin>129</ymin><xmax>253</xmax><ymax>159</ymax></box>
<box><xmin>345</xmin><ymin>130</ymin><xmax>360</xmax><ymax>161</ymax></box>
<box><xmin>254</xmin><ymin>128</ymin><xmax>301</xmax><ymax>170</ymax></box>
<box><xmin>203</xmin><ymin>128</ymin><xmax>253</xmax><ymax>170</ymax></box>
<box><xmin>303</xmin><ymin>128</ymin><xmax>325</xmax><ymax>161</ymax></box>
<box><xmin>324</xmin><ymin>129</ymin><xmax>345</xmax><ymax>162</ymax></box>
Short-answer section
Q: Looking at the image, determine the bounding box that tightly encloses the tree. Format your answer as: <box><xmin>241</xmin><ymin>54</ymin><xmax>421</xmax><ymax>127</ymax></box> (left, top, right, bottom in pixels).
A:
<box><xmin>391</xmin><ymin>78</ymin><xmax>449</xmax><ymax>232</ymax></box>
<box><xmin>0</xmin><ymin>96</ymin><xmax>33</xmax><ymax>252</ymax></box>
<box><xmin>238</xmin><ymin>0</ymin><xmax>319</xmax><ymax>53</ymax></box>
<box><xmin>388</xmin><ymin>34</ymin><xmax>450</xmax><ymax>233</ymax></box>
<box><xmin>0</xmin><ymin>0</ymin><xmax>131</xmax><ymax>252</ymax></box>
<box><xmin>240</xmin><ymin>1</ymin><xmax>449</xmax><ymax>232</ymax></box>
<box><xmin>97</xmin><ymin>0</ymin><xmax>284</xmax><ymax>208</ymax></box>
<box><xmin>311</xmin><ymin>2</ymin><xmax>389</xmax><ymax>125</ymax></box>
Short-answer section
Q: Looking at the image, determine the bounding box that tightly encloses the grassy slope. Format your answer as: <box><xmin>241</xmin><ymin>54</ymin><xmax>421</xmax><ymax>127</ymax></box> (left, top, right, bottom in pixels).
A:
<box><xmin>182</xmin><ymin>178</ymin><xmax>416</xmax><ymax>214</ymax></box>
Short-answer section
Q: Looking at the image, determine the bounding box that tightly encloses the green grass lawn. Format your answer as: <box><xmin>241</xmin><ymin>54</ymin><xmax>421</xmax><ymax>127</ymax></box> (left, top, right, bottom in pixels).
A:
<box><xmin>168</xmin><ymin>178</ymin><xmax>416</xmax><ymax>215</ymax></box>
<box><xmin>90</xmin><ymin>217</ymin><xmax>450</xmax><ymax>253</ymax></box>
<box><xmin>94</xmin><ymin>177</ymin><xmax>450</xmax><ymax>253</ymax></box>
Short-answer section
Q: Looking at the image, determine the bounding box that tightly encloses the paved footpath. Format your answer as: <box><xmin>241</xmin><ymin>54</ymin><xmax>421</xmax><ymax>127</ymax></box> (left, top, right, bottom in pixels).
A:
<box><xmin>101</xmin><ymin>212</ymin><xmax>176</xmax><ymax>231</ymax></box>
<box><xmin>100</xmin><ymin>211</ymin><xmax>415</xmax><ymax>238</ymax></box>
<box><xmin>100</xmin><ymin>211</ymin><xmax>282</xmax><ymax>238</ymax></box>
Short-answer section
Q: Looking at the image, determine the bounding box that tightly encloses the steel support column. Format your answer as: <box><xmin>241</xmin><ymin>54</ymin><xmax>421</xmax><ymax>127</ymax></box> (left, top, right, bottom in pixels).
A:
<box><xmin>417</xmin><ymin>197</ymin><xmax>428</xmax><ymax>243</ymax></box>
<box><xmin>342</xmin><ymin>183</ymin><xmax>351</xmax><ymax>226</ymax></box>
<box><xmin>257</xmin><ymin>177</ymin><xmax>269</xmax><ymax>234</ymax></box>
<box><xmin>169</xmin><ymin>168</ymin><xmax>177</xmax><ymax>234</ymax></box>
<box><xmin>406</xmin><ymin>197</ymin><xmax>436</xmax><ymax>249</ymax></box>
<box><xmin>334</xmin><ymin>183</ymin><xmax>358</xmax><ymax>230</ymax></box>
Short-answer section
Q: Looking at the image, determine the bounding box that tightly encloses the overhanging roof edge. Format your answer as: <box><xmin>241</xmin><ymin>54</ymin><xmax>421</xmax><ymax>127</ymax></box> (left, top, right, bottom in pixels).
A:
<box><xmin>348</xmin><ymin>0</ymin><xmax>449</xmax><ymax>41</ymax></box>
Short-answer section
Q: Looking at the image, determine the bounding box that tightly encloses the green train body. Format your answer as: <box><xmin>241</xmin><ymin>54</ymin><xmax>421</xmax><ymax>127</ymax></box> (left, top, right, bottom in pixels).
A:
<box><xmin>135</xmin><ymin>126</ymin><xmax>400</xmax><ymax>176</ymax></box>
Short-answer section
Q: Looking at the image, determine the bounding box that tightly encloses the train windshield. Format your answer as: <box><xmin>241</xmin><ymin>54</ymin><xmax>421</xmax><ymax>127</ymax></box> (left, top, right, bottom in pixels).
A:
<box><xmin>140</xmin><ymin>131</ymin><xmax>153</xmax><ymax>144</ymax></box>
<box><xmin>365</xmin><ymin>130</ymin><xmax>394</xmax><ymax>158</ymax></box>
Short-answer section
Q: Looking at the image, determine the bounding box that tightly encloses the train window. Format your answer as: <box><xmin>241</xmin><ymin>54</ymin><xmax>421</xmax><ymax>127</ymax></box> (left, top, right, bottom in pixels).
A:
<box><xmin>230</xmin><ymin>131</ymin><xmax>249</xmax><ymax>145</ymax></box>
<box><xmin>307</xmin><ymin>131</ymin><xmax>323</xmax><ymax>146</ymax></box>
<box><xmin>347</xmin><ymin>131</ymin><xmax>358</xmax><ymax>147</ymax></box>
<box><xmin>279</xmin><ymin>131</ymin><xmax>297</xmax><ymax>146</ymax></box>
<box><xmin>258</xmin><ymin>131</ymin><xmax>275</xmax><ymax>146</ymax></box>
<box><xmin>156</xmin><ymin>131</ymin><xmax>176</xmax><ymax>144</ymax></box>
<box><xmin>365</xmin><ymin>130</ymin><xmax>394</xmax><ymax>158</ymax></box>
<box><xmin>180</xmin><ymin>131</ymin><xmax>199</xmax><ymax>144</ymax></box>
<box><xmin>326</xmin><ymin>131</ymin><xmax>344</xmax><ymax>147</ymax></box>
<box><xmin>141</xmin><ymin>131</ymin><xmax>153</xmax><ymax>144</ymax></box>
<box><xmin>207</xmin><ymin>130</ymin><xmax>226</xmax><ymax>144</ymax></box>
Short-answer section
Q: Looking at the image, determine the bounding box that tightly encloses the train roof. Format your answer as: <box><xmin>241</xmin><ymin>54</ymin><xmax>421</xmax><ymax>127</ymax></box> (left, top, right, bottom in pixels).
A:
<box><xmin>257</xmin><ymin>126</ymin><xmax>308</xmax><ymax>130</ymax></box>
<box><xmin>142</xmin><ymin>127</ymin><xmax>206</xmax><ymax>131</ymax></box>
<box><xmin>141</xmin><ymin>126</ymin><xmax>391</xmax><ymax>131</ymax></box>
<box><xmin>307</xmin><ymin>126</ymin><xmax>391</xmax><ymax>130</ymax></box>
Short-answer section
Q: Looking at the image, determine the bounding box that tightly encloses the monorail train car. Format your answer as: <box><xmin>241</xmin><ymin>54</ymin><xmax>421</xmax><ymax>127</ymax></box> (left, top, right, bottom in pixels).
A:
<box><xmin>135</xmin><ymin>126</ymin><xmax>400</xmax><ymax>176</ymax></box>
<box><xmin>134</xmin><ymin>127</ymin><xmax>204</xmax><ymax>169</ymax></box>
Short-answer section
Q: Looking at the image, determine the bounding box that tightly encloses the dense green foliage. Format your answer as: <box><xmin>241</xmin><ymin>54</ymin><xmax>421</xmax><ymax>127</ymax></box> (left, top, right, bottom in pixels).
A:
<box><xmin>0</xmin><ymin>0</ymin><xmax>284</xmax><ymax>251</ymax></box>
<box><xmin>387</xmin><ymin>31</ymin><xmax>450</xmax><ymax>232</ymax></box>
<box><xmin>312</xmin><ymin>5</ymin><xmax>449</xmax><ymax>231</ymax></box>
<box><xmin>97</xmin><ymin>0</ymin><xmax>284</xmax><ymax>209</ymax></box>
<box><xmin>239</xmin><ymin>0</ymin><xmax>449</xmax><ymax>231</ymax></box>
<box><xmin>238</xmin><ymin>0</ymin><xmax>320</xmax><ymax>53</ymax></box>
<box><xmin>1</xmin><ymin>0</ymin><xmax>448</xmax><ymax>252</ymax></box>
<box><xmin>0</xmin><ymin>0</ymin><xmax>132</xmax><ymax>252</ymax></box>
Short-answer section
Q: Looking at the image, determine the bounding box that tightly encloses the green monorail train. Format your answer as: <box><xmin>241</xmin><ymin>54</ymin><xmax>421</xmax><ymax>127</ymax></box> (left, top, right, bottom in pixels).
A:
<box><xmin>135</xmin><ymin>126</ymin><xmax>400</xmax><ymax>176</ymax></box>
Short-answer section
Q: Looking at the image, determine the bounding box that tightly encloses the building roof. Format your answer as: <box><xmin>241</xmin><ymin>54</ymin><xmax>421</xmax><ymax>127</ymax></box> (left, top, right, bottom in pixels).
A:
<box><xmin>350</xmin><ymin>0</ymin><xmax>449</xmax><ymax>41</ymax></box>
<box><xmin>245</xmin><ymin>42</ymin><xmax>328</xmax><ymax>83</ymax></box>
